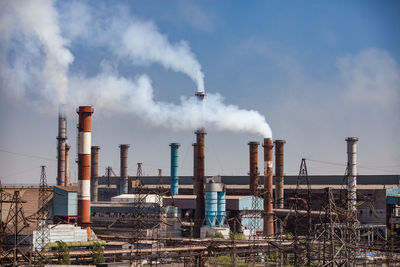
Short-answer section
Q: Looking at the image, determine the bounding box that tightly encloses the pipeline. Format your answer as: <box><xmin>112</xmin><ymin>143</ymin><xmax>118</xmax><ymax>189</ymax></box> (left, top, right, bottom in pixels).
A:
<box><xmin>77</xmin><ymin>106</ymin><xmax>93</xmax><ymax>237</ymax></box>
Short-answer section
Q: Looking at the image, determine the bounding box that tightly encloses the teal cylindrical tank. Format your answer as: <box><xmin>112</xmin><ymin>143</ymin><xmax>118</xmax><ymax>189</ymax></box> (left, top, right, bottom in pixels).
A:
<box><xmin>217</xmin><ymin>191</ymin><xmax>226</xmax><ymax>226</ymax></box>
<box><xmin>205</xmin><ymin>190</ymin><xmax>218</xmax><ymax>226</ymax></box>
<box><xmin>170</xmin><ymin>143</ymin><xmax>180</xmax><ymax>196</ymax></box>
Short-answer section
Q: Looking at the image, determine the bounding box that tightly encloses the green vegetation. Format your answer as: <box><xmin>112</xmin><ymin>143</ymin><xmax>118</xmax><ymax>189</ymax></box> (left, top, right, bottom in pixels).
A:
<box><xmin>229</xmin><ymin>231</ymin><xmax>246</xmax><ymax>240</ymax></box>
<box><xmin>214</xmin><ymin>231</ymin><xmax>225</xmax><ymax>239</ymax></box>
<box><xmin>56</xmin><ymin>241</ymin><xmax>70</xmax><ymax>264</ymax></box>
<box><xmin>209</xmin><ymin>255</ymin><xmax>232</xmax><ymax>266</ymax></box>
<box><xmin>208</xmin><ymin>255</ymin><xmax>254</xmax><ymax>267</ymax></box>
<box><xmin>206</xmin><ymin>230</ymin><xmax>225</xmax><ymax>239</ymax></box>
<box><xmin>91</xmin><ymin>241</ymin><xmax>104</xmax><ymax>264</ymax></box>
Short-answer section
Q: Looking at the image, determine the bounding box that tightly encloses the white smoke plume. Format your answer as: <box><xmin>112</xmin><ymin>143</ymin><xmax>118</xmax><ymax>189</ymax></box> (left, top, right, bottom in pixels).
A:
<box><xmin>0</xmin><ymin>0</ymin><xmax>73</xmax><ymax>104</ymax></box>
<box><xmin>0</xmin><ymin>0</ymin><xmax>272</xmax><ymax>138</ymax></box>
<box><xmin>121</xmin><ymin>21</ymin><xmax>205</xmax><ymax>93</ymax></box>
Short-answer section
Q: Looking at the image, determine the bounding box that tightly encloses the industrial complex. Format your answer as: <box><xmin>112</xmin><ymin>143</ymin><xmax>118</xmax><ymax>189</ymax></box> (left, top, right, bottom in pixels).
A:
<box><xmin>1</xmin><ymin>104</ymin><xmax>400</xmax><ymax>266</ymax></box>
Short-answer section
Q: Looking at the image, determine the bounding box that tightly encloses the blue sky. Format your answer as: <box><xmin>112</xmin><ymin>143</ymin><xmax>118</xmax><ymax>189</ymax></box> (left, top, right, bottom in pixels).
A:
<box><xmin>0</xmin><ymin>0</ymin><xmax>399</xmax><ymax>184</ymax></box>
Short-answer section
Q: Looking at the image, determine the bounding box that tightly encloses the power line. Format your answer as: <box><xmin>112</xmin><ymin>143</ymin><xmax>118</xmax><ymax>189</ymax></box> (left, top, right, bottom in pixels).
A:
<box><xmin>306</xmin><ymin>158</ymin><xmax>400</xmax><ymax>174</ymax></box>
<box><xmin>0</xmin><ymin>148</ymin><xmax>55</xmax><ymax>161</ymax></box>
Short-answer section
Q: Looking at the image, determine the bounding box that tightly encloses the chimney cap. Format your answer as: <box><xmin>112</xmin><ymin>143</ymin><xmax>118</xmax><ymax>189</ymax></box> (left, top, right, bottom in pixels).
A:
<box><xmin>248</xmin><ymin>141</ymin><xmax>260</xmax><ymax>146</ymax></box>
<box><xmin>77</xmin><ymin>106</ymin><xmax>93</xmax><ymax>114</ymax></box>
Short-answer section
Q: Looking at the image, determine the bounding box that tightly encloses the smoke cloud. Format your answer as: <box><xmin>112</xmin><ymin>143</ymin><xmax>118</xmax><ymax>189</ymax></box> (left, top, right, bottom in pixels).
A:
<box><xmin>0</xmin><ymin>0</ymin><xmax>272</xmax><ymax>138</ymax></box>
<box><xmin>0</xmin><ymin>0</ymin><xmax>73</xmax><ymax>104</ymax></box>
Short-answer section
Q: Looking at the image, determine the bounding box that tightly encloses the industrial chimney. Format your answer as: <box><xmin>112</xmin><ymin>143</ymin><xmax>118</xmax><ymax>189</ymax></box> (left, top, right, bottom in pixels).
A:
<box><xmin>194</xmin><ymin>129</ymin><xmax>206</xmax><ymax>237</ymax></box>
<box><xmin>91</xmin><ymin>146</ymin><xmax>100</xmax><ymax>202</ymax></box>
<box><xmin>170</xmin><ymin>143</ymin><xmax>180</xmax><ymax>196</ymax></box>
<box><xmin>346</xmin><ymin>137</ymin><xmax>358</xmax><ymax>211</ymax></box>
<box><xmin>77</xmin><ymin>106</ymin><xmax>93</xmax><ymax>237</ymax></box>
<box><xmin>57</xmin><ymin>107</ymin><xmax>67</xmax><ymax>186</ymax></box>
<box><xmin>192</xmin><ymin>143</ymin><xmax>198</xmax><ymax>196</ymax></box>
<box><xmin>263</xmin><ymin>138</ymin><xmax>274</xmax><ymax>237</ymax></box>
<box><xmin>248</xmin><ymin>142</ymin><xmax>259</xmax><ymax>195</ymax></box>
<box><xmin>119</xmin><ymin>144</ymin><xmax>130</xmax><ymax>195</ymax></box>
<box><xmin>65</xmin><ymin>144</ymin><xmax>70</xmax><ymax>186</ymax></box>
<box><xmin>274</xmin><ymin>140</ymin><xmax>286</xmax><ymax>209</ymax></box>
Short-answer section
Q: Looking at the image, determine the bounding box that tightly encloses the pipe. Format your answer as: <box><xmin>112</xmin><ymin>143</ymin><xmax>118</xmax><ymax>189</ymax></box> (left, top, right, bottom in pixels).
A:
<box><xmin>194</xmin><ymin>129</ymin><xmax>206</xmax><ymax>237</ymax></box>
<box><xmin>65</xmin><ymin>144</ymin><xmax>70</xmax><ymax>186</ymax></box>
<box><xmin>119</xmin><ymin>144</ymin><xmax>130</xmax><ymax>195</ymax></box>
<box><xmin>263</xmin><ymin>138</ymin><xmax>274</xmax><ymax>237</ymax></box>
<box><xmin>346</xmin><ymin>137</ymin><xmax>358</xmax><ymax>211</ymax></box>
<box><xmin>248</xmin><ymin>142</ymin><xmax>259</xmax><ymax>195</ymax></box>
<box><xmin>170</xmin><ymin>143</ymin><xmax>180</xmax><ymax>196</ymax></box>
<box><xmin>57</xmin><ymin>107</ymin><xmax>67</xmax><ymax>186</ymax></box>
<box><xmin>91</xmin><ymin>146</ymin><xmax>100</xmax><ymax>202</ymax></box>
<box><xmin>274</xmin><ymin>140</ymin><xmax>286</xmax><ymax>209</ymax></box>
<box><xmin>77</xmin><ymin>106</ymin><xmax>93</xmax><ymax>237</ymax></box>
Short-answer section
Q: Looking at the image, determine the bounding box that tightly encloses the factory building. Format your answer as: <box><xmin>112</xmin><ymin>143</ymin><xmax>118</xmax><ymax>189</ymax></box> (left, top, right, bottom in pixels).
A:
<box><xmin>3</xmin><ymin>104</ymin><xmax>400</xmax><ymax>267</ymax></box>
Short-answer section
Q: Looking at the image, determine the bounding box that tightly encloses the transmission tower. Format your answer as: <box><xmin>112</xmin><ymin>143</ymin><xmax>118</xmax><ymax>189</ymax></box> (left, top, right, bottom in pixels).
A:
<box><xmin>130</xmin><ymin>162</ymin><xmax>145</xmax><ymax>264</ymax></box>
<box><xmin>1</xmin><ymin>191</ymin><xmax>29</xmax><ymax>266</ymax></box>
<box><xmin>36</xmin><ymin>166</ymin><xmax>51</xmax><ymax>251</ymax></box>
<box><xmin>293</xmin><ymin>158</ymin><xmax>312</xmax><ymax>267</ymax></box>
<box><xmin>105</xmin><ymin>166</ymin><xmax>116</xmax><ymax>187</ymax></box>
<box><xmin>249</xmin><ymin>170</ymin><xmax>262</xmax><ymax>264</ymax></box>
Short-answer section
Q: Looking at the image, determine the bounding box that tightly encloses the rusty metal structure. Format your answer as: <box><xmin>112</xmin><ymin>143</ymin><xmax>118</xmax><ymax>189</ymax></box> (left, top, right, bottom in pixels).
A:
<box><xmin>91</xmin><ymin>146</ymin><xmax>100</xmax><ymax>202</ymax></box>
<box><xmin>263</xmin><ymin>138</ymin><xmax>274</xmax><ymax>237</ymax></box>
<box><xmin>57</xmin><ymin>107</ymin><xmax>67</xmax><ymax>186</ymax></box>
<box><xmin>65</xmin><ymin>143</ymin><xmax>70</xmax><ymax>186</ymax></box>
<box><xmin>119</xmin><ymin>144</ymin><xmax>130</xmax><ymax>195</ymax></box>
<box><xmin>194</xmin><ymin>129</ymin><xmax>206</xmax><ymax>238</ymax></box>
<box><xmin>77</xmin><ymin>106</ymin><xmax>93</xmax><ymax>237</ymax></box>
<box><xmin>274</xmin><ymin>139</ymin><xmax>286</xmax><ymax>209</ymax></box>
<box><xmin>248</xmin><ymin>141</ymin><xmax>259</xmax><ymax>195</ymax></box>
<box><xmin>192</xmin><ymin>142</ymin><xmax>198</xmax><ymax>196</ymax></box>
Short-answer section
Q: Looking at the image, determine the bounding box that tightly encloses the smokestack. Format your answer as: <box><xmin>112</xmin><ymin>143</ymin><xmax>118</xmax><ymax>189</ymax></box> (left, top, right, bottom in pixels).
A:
<box><xmin>57</xmin><ymin>107</ymin><xmax>67</xmax><ymax>186</ymax></box>
<box><xmin>119</xmin><ymin>144</ymin><xmax>130</xmax><ymax>195</ymax></box>
<box><xmin>248</xmin><ymin>142</ymin><xmax>259</xmax><ymax>195</ymax></box>
<box><xmin>263</xmin><ymin>138</ymin><xmax>274</xmax><ymax>237</ymax></box>
<box><xmin>91</xmin><ymin>146</ymin><xmax>100</xmax><ymax>202</ymax></box>
<box><xmin>170</xmin><ymin>143</ymin><xmax>180</xmax><ymax>196</ymax></box>
<box><xmin>192</xmin><ymin>143</ymin><xmax>198</xmax><ymax>196</ymax></box>
<box><xmin>65</xmin><ymin>144</ymin><xmax>70</xmax><ymax>186</ymax></box>
<box><xmin>194</xmin><ymin>129</ymin><xmax>206</xmax><ymax>237</ymax></box>
<box><xmin>346</xmin><ymin>137</ymin><xmax>358</xmax><ymax>211</ymax></box>
<box><xmin>274</xmin><ymin>140</ymin><xmax>286</xmax><ymax>209</ymax></box>
<box><xmin>77</xmin><ymin>106</ymin><xmax>93</xmax><ymax>237</ymax></box>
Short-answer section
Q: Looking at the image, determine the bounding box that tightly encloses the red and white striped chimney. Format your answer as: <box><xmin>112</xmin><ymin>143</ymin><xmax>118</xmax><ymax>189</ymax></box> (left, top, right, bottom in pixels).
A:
<box><xmin>77</xmin><ymin>106</ymin><xmax>93</xmax><ymax>237</ymax></box>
